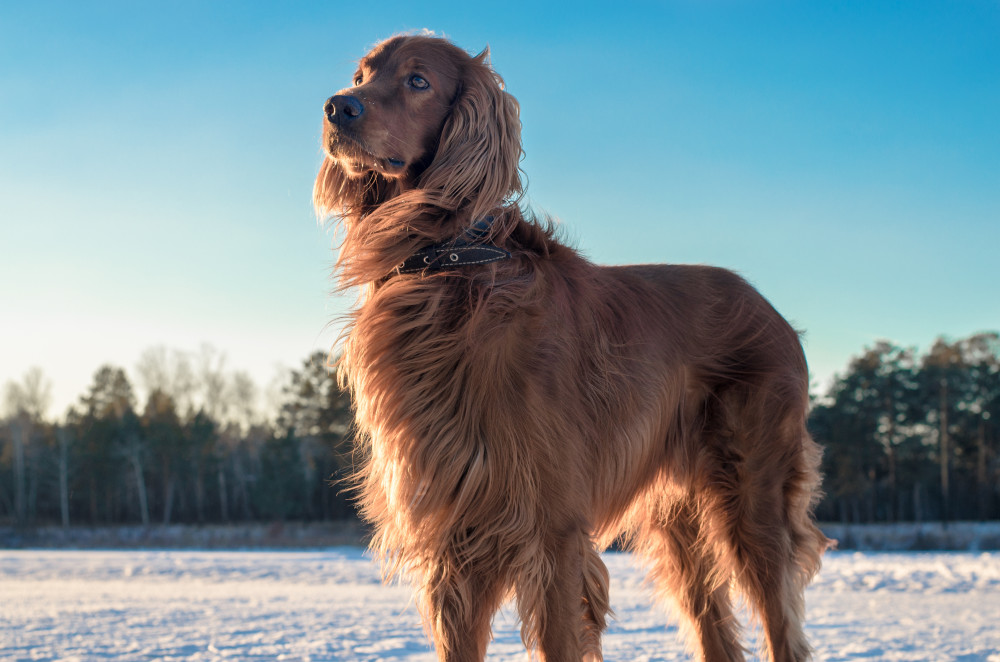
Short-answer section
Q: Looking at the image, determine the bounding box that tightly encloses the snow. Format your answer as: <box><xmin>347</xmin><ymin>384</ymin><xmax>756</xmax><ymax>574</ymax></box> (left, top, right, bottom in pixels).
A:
<box><xmin>2</xmin><ymin>548</ymin><xmax>999</xmax><ymax>661</ymax></box>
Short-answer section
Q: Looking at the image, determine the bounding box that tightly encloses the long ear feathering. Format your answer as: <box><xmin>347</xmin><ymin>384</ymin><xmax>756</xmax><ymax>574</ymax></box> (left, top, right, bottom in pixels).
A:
<box><xmin>418</xmin><ymin>46</ymin><xmax>524</xmax><ymax>225</ymax></box>
<box><xmin>313</xmin><ymin>156</ymin><xmax>412</xmax><ymax>290</ymax></box>
<box><xmin>312</xmin><ymin>159</ymin><xmax>402</xmax><ymax>223</ymax></box>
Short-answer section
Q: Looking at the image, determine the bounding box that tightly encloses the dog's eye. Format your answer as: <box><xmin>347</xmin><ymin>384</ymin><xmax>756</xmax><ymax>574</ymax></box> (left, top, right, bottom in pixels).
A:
<box><xmin>353</xmin><ymin>76</ymin><xmax>363</xmax><ymax>86</ymax></box>
<box><xmin>408</xmin><ymin>75</ymin><xmax>430</xmax><ymax>90</ymax></box>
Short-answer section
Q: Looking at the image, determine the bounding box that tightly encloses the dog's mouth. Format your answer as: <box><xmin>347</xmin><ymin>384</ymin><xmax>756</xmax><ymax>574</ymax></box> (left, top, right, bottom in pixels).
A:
<box><xmin>325</xmin><ymin>129</ymin><xmax>408</xmax><ymax>177</ymax></box>
<box><xmin>339</xmin><ymin>155</ymin><xmax>408</xmax><ymax>177</ymax></box>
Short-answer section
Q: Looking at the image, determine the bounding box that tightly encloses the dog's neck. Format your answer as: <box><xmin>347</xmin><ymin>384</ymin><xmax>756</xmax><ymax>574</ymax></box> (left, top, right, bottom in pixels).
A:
<box><xmin>390</xmin><ymin>216</ymin><xmax>511</xmax><ymax>277</ymax></box>
<box><xmin>336</xmin><ymin>186</ymin><xmax>522</xmax><ymax>287</ymax></box>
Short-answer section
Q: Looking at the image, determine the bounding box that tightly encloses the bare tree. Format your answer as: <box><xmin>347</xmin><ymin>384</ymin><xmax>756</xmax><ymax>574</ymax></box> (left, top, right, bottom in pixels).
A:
<box><xmin>19</xmin><ymin>368</ymin><xmax>53</xmax><ymax>421</ymax></box>
<box><xmin>197</xmin><ymin>344</ymin><xmax>229</xmax><ymax>422</ymax></box>
<box><xmin>213</xmin><ymin>370</ymin><xmax>261</xmax><ymax>522</ymax></box>
<box><xmin>3</xmin><ymin>367</ymin><xmax>52</xmax><ymax>525</ymax></box>
<box><xmin>135</xmin><ymin>346</ymin><xmax>196</xmax><ymax>420</ymax></box>
<box><xmin>55</xmin><ymin>425</ymin><xmax>72</xmax><ymax>526</ymax></box>
<box><xmin>229</xmin><ymin>371</ymin><xmax>258</xmax><ymax>433</ymax></box>
<box><xmin>122</xmin><ymin>429</ymin><xmax>151</xmax><ymax>526</ymax></box>
<box><xmin>135</xmin><ymin>346</ymin><xmax>170</xmax><ymax>400</ymax></box>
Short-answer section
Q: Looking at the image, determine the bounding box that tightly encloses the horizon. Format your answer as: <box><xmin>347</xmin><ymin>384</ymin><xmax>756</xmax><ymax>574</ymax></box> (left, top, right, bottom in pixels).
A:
<box><xmin>2</xmin><ymin>1</ymin><xmax>998</xmax><ymax>419</ymax></box>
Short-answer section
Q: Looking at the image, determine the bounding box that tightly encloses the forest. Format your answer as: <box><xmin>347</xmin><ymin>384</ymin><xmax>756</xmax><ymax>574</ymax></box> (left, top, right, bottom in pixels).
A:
<box><xmin>2</xmin><ymin>332</ymin><xmax>998</xmax><ymax>527</ymax></box>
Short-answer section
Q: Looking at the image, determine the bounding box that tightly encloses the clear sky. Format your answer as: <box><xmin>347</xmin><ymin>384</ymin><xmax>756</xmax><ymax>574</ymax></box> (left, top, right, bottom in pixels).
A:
<box><xmin>2</xmin><ymin>1</ymin><xmax>998</xmax><ymax>418</ymax></box>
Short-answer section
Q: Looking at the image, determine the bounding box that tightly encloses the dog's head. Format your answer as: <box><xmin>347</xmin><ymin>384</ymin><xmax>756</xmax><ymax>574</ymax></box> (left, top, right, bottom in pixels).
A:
<box><xmin>314</xmin><ymin>34</ymin><xmax>523</xmax><ymax>225</ymax></box>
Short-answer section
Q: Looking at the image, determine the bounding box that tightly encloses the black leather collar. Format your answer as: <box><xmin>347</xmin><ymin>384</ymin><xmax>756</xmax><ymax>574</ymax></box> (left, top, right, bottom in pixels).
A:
<box><xmin>394</xmin><ymin>217</ymin><xmax>511</xmax><ymax>275</ymax></box>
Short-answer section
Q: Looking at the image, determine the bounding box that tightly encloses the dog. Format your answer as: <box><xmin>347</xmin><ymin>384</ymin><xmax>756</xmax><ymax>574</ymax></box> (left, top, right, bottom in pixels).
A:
<box><xmin>314</xmin><ymin>33</ymin><xmax>829</xmax><ymax>662</ymax></box>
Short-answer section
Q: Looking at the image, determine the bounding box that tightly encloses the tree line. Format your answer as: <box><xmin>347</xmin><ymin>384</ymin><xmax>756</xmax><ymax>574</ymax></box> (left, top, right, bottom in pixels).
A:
<box><xmin>810</xmin><ymin>332</ymin><xmax>999</xmax><ymax>523</ymax></box>
<box><xmin>2</xmin><ymin>332</ymin><xmax>999</xmax><ymax>527</ymax></box>
<box><xmin>1</xmin><ymin>347</ymin><xmax>355</xmax><ymax>527</ymax></box>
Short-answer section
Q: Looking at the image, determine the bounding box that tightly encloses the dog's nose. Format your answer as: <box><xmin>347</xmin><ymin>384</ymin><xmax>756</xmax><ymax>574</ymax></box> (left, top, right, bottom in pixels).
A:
<box><xmin>325</xmin><ymin>95</ymin><xmax>364</xmax><ymax>125</ymax></box>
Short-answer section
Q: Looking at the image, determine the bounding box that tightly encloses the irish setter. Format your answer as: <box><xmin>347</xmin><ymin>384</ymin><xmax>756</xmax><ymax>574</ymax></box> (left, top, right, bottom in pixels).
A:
<box><xmin>314</xmin><ymin>33</ymin><xmax>829</xmax><ymax>662</ymax></box>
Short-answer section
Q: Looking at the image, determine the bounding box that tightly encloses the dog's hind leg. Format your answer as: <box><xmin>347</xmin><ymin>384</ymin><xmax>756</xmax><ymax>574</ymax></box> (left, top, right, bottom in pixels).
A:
<box><xmin>635</xmin><ymin>497</ymin><xmax>745</xmax><ymax>662</ymax></box>
<box><xmin>700</xmin><ymin>395</ymin><xmax>828</xmax><ymax>662</ymax></box>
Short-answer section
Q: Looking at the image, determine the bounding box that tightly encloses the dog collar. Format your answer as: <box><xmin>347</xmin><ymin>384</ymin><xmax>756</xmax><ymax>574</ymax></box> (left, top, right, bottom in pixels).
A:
<box><xmin>394</xmin><ymin>216</ymin><xmax>511</xmax><ymax>275</ymax></box>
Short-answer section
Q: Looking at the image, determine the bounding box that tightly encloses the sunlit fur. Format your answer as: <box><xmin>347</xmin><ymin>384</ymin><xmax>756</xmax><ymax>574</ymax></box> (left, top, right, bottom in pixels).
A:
<box><xmin>315</xmin><ymin>33</ymin><xmax>830</xmax><ymax>662</ymax></box>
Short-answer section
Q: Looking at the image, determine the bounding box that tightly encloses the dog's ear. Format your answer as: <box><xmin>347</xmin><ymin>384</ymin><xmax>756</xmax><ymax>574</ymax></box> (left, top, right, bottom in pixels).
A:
<box><xmin>418</xmin><ymin>47</ymin><xmax>523</xmax><ymax>223</ymax></box>
<box><xmin>313</xmin><ymin>158</ymin><xmax>401</xmax><ymax>223</ymax></box>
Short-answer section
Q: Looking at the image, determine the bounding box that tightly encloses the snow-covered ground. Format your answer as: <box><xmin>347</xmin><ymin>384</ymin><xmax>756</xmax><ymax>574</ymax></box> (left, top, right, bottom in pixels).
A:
<box><xmin>2</xmin><ymin>548</ymin><xmax>998</xmax><ymax>661</ymax></box>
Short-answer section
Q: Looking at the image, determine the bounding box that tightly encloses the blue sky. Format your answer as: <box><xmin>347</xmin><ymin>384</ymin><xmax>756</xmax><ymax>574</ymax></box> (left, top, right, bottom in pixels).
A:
<box><xmin>2</xmin><ymin>1</ymin><xmax>998</xmax><ymax>417</ymax></box>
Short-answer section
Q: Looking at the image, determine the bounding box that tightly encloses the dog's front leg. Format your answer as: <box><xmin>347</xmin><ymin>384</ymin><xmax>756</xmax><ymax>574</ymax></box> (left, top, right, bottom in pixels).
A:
<box><xmin>518</xmin><ymin>527</ymin><xmax>609</xmax><ymax>662</ymax></box>
<box><xmin>421</xmin><ymin>552</ymin><xmax>506</xmax><ymax>662</ymax></box>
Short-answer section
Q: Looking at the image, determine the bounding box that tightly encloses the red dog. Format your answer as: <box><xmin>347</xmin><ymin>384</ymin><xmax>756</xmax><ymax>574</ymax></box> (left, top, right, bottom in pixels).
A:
<box><xmin>315</xmin><ymin>33</ymin><xmax>828</xmax><ymax>662</ymax></box>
